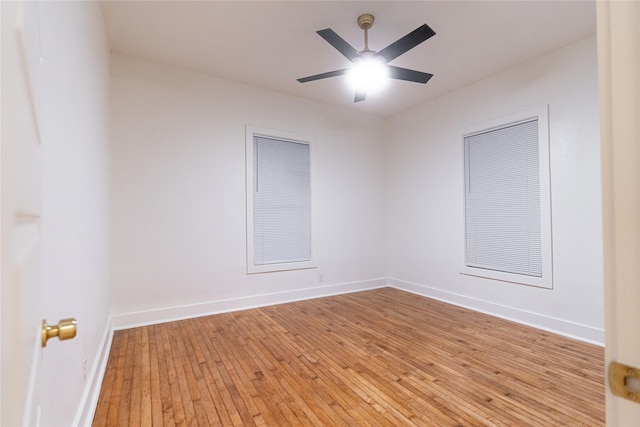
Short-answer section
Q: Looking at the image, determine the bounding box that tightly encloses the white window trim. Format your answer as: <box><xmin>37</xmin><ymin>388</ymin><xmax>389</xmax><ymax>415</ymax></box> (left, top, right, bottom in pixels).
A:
<box><xmin>245</xmin><ymin>125</ymin><xmax>316</xmax><ymax>274</ymax></box>
<box><xmin>460</xmin><ymin>106</ymin><xmax>553</xmax><ymax>289</ymax></box>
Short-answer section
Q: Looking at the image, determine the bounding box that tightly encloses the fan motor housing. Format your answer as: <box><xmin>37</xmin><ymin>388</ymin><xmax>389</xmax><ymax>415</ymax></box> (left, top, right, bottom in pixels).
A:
<box><xmin>357</xmin><ymin>14</ymin><xmax>375</xmax><ymax>30</ymax></box>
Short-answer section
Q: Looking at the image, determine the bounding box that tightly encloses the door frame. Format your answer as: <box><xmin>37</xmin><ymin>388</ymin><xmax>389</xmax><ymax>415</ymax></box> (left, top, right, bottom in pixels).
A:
<box><xmin>597</xmin><ymin>0</ymin><xmax>640</xmax><ymax>424</ymax></box>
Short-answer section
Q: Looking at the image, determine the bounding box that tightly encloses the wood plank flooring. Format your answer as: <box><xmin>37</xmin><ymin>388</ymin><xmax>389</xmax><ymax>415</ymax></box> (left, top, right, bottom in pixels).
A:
<box><xmin>93</xmin><ymin>288</ymin><xmax>604</xmax><ymax>426</ymax></box>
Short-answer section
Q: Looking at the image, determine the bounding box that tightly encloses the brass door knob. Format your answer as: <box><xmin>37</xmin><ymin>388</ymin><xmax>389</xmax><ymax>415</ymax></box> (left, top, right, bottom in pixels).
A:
<box><xmin>41</xmin><ymin>318</ymin><xmax>77</xmax><ymax>347</ymax></box>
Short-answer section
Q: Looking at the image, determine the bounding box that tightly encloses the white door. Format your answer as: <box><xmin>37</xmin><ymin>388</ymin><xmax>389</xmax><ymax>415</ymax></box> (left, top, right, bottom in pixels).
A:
<box><xmin>597</xmin><ymin>0</ymin><xmax>640</xmax><ymax>425</ymax></box>
<box><xmin>1</xmin><ymin>1</ymin><xmax>46</xmax><ymax>425</ymax></box>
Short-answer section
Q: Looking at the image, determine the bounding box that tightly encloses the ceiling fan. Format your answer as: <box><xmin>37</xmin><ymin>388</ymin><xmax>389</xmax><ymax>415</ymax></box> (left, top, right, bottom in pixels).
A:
<box><xmin>297</xmin><ymin>14</ymin><xmax>436</xmax><ymax>102</ymax></box>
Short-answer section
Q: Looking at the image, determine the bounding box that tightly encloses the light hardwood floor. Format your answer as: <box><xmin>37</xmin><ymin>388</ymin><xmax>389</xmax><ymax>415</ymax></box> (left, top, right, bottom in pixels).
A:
<box><xmin>93</xmin><ymin>288</ymin><xmax>604</xmax><ymax>426</ymax></box>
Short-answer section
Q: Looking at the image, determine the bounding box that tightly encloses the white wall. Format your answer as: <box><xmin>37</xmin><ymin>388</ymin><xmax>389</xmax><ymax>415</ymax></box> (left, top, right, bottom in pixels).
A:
<box><xmin>110</xmin><ymin>54</ymin><xmax>387</xmax><ymax>320</ymax></box>
<box><xmin>110</xmin><ymin>37</ymin><xmax>604</xmax><ymax>344</ymax></box>
<box><xmin>39</xmin><ymin>2</ymin><xmax>111</xmax><ymax>425</ymax></box>
<box><xmin>386</xmin><ymin>36</ymin><xmax>603</xmax><ymax>343</ymax></box>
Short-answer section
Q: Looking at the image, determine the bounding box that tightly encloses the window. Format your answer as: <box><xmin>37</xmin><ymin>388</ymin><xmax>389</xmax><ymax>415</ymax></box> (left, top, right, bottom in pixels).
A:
<box><xmin>246</xmin><ymin>126</ymin><xmax>314</xmax><ymax>273</ymax></box>
<box><xmin>462</xmin><ymin>107</ymin><xmax>552</xmax><ymax>288</ymax></box>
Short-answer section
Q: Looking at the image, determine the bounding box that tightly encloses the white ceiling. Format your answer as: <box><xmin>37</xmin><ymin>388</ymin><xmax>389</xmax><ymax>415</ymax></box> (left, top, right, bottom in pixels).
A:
<box><xmin>101</xmin><ymin>1</ymin><xmax>596</xmax><ymax>118</ymax></box>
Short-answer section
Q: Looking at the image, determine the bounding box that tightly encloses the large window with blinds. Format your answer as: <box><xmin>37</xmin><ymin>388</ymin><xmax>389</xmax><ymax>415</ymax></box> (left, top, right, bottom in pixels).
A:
<box><xmin>462</xmin><ymin>107</ymin><xmax>552</xmax><ymax>288</ymax></box>
<box><xmin>246</xmin><ymin>126</ymin><xmax>315</xmax><ymax>274</ymax></box>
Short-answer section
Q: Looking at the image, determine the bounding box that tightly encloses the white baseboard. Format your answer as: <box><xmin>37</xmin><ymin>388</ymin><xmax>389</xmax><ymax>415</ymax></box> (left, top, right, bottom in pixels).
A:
<box><xmin>110</xmin><ymin>278</ymin><xmax>388</xmax><ymax>330</ymax></box>
<box><xmin>73</xmin><ymin>318</ymin><xmax>114</xmax><ymax>427</ymax></box>
<box><xmin>387</xmin><ymin>277</ymin><xmax>604</xmax><ymax>346</ymax></box>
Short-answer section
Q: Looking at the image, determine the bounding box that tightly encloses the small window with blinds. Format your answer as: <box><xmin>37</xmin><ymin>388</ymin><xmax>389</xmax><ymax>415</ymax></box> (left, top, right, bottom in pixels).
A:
<box><xmin>462</xmin><ymin>107</ymin><xmax>552</xmax><ymax>288</ymax></box>
<box><xmin>246</xmin><ymin>126</ymin><xmax>315</xmax><ymax>274</ymax></box>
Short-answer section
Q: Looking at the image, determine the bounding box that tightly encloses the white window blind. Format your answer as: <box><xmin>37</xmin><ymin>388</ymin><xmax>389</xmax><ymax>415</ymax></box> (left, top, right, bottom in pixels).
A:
<box><xmin>464</xmin><ymin>119</ymin><xmax>542</xmax><ymax>277</ymax></box>
<box><xmin>253</xmin><ymin>135</ymin><xmax>311</xmax><ymax>266</ymax></box>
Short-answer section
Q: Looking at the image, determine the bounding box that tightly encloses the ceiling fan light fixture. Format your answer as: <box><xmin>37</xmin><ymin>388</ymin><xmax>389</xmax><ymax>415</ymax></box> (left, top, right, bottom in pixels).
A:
<box><xmin>297</xmin><ymin>13</ymin><xmax>435</xmax><ymax>102</ymax></box>
<box><xmin>347</xmin><ymin>56</ymin><xmax>389</xmax><ymax>94</ymax></box>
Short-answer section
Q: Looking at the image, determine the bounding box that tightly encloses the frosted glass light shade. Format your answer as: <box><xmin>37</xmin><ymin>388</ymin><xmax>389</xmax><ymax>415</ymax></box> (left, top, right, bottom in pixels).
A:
<box><xmin>347</xmin><ymin>57</ymin><xmax>389</xmax><ymax>94</ymax></box>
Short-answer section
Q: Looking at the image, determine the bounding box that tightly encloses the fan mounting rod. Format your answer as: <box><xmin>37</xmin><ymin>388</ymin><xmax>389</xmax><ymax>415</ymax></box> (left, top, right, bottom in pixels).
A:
<box><xmin>357</xmin><ymin>14</ymin><xmax>375</xmax><ymax>52</ymax></box>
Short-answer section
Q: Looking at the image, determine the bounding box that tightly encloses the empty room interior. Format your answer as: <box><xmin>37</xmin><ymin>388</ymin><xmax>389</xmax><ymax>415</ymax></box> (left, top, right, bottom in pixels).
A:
<box><xmin>3</xmin><ymin>0</ymin><xmax>625</xmax><ymax>426</ymax></box>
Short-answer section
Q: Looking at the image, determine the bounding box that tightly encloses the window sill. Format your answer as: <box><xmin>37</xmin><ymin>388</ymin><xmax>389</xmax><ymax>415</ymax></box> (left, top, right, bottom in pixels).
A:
<box><xmin>460</xmin><ymin>267</ymin><xmax>553</xmax><ymax>289</ymax></box>
<box><xmin>247</xmin><ymin>260</ymin><xmax>317</xmax><ymax>274</ymax></box>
